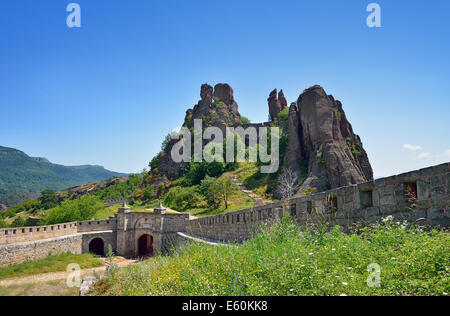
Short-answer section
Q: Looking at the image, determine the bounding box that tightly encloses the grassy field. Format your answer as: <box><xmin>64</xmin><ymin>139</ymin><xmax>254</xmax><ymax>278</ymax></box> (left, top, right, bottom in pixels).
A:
<box><xmin>91</xmin><ymin>218</ymin><xmax>449</xmax><ymax>296</ymax></box>
<box><xmin>0</xmin><ymin>253</ymin><xmax>104</xmax><ymax>281</ymax></box>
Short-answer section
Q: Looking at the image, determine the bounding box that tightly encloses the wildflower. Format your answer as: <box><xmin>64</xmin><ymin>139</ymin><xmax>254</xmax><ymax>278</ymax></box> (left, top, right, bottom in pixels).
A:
<box><xmin>331</xmin><ymin>248</ymin><xmax>336</xmax><ymax>252</ymax></box>
<box><xmin>340</xmin><ymin>294</ymin><xmax>347</xmax><ymax>296</ymax></box>
<box><xmin>308</xmin><ymin>253</ymin><xmax>314</xmax><ymax>256</ymax></box>
<box><xmin>342</xmin><ymin>282</ymin><xmax>348</xmax><ymax>286</ymax></box>
<box><xmin>290</xmin><ymin>289</ymin><xmax>294</xmax><ymax>292</ymax></box>
<box><xmin>347</xmin><ymin>267</ymin><xmax>353</xmax><ymax>270</ymax></box>
<box><xmin>295</xmin><ymin>258</ymin><xmax>300</xmax><ymax>262</ymax></box>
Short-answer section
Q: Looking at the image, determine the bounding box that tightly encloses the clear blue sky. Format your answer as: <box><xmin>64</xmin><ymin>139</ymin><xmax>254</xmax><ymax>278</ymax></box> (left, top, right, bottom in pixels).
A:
<box><xmin>1</xmin><ymin>0</ymin><xmax>449</xmax><ymax>177</ymax></box>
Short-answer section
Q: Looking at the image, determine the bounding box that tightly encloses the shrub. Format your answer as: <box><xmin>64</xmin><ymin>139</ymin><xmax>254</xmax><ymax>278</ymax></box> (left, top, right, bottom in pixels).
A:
<box><xmin>163</xmin><ymin>186</ymin><xmax>202</xmax><ymax>211</ymax></box>
<box><xmin>40</xmin><ymin>189</ymin><xmax>59</xmax><ymax>210</ymax></box>
<box><xmin>40</xmin><ymin>195</ymin><xmax>104</xmax><ymax>225</ymax></box>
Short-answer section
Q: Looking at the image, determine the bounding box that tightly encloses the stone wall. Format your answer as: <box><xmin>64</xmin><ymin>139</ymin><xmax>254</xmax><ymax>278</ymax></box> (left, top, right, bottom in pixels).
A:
<box><xmin>0</xmin><ymin>222</ymin><xmax>78</xmax><ymax>246</ymax></box>
<box><xmin>0</xmin><ymin>234</ymin><xmax>82</xmax><ymax>267</ymax></box>
<box><xmin>81</xmin><ymin>231</ymin><xmax>116</xmax><ymax>256</ymax></box>
<box><xmin>186</xmin><ymin>162</ymin><xmax>449</xmax><ymax>242</ymax></box>
<box><xmin>77</xmin><ymin>218</ymin><xmax>117</xmax><ymax>233</ymax></box>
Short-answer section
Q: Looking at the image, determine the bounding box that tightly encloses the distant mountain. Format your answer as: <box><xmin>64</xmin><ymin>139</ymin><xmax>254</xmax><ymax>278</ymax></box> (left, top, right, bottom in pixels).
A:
<box><xmin>0</xmin><ymin>146</ymin><xmax>128</xmax><ymax>207</ymax></box>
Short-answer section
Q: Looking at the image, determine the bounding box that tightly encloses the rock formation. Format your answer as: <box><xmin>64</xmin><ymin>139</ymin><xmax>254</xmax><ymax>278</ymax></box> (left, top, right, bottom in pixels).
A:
<box><xmin>155</xmin><ymin>83</ymin><xmax>243</xmax><ymax>179</ymax></box>
<box><xmin>153</xmin><ymin>83</ymin><xmax>373</xmax><ymax>193</ymax></box>
<box><xmin>294</xmin><ymin>85</ymin><xmax>373</xmax><ymax>191</ymax></box>
<box><xmin>0</xmin><ymin>204</ymin><xmax>7</xmax><ymax>211</ymax></box>
<box><xmin>268</xmin><ymin>89</ymin><xmax>288</xmax><ymax>120</ymax></box>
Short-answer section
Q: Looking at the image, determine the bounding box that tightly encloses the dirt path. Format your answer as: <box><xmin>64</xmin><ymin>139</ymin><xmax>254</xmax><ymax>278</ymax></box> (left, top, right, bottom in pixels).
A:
<box><xmin>0</xmin><ymin>258</ymin><xmax>137</xmax><ymax>287</ymax></box>
<box><xmin>229</xmin><ymin>174</ymin><xmax>267</xmax><ymax>206</ymax></box>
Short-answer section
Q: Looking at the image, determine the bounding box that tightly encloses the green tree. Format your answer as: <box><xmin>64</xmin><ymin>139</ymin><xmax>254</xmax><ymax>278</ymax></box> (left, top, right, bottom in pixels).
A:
<box><xmin>143</xmin><ymin>185</ymin><xmax>155</xmax><ymax>201</ymax></box>
<box><xmin>11</xmin><ymin>216</ymin><xmax>27</xmax><ymax>228</ymax></box>
<box><xmin>40</xmin><ymin>195</ymin><xmax>104</xmax><ymax>225</ymax></box>
<box><xmin>208</xmin><ymin>176</ymin><xmax>239</xmax><ymax>209</ymax></box>
<box><xmin>40</xmin><ymin>189</ymin><xmax>59</xmax><ymax>210</ymax></box>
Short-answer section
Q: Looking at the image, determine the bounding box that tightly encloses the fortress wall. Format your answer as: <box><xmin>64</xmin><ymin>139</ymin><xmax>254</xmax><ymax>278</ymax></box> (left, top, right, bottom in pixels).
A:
<box><xmin>77</xmin><ymin>218</ymin><xmax>117</xmax><ymax>233</ymax></box>
<box><xmin>0</xmin><ymin>222</ymin><xmax>78</xmax><ymax>246</ymax></box>
<box><xmin>186</xmin><ymin>163</ymin><xmax>449</xmax><ymax>242</ymax></box>
<box><xmin>0</xmin><ymin>234</ymin><xmax>82</xmax><ymax>267</ymax></box>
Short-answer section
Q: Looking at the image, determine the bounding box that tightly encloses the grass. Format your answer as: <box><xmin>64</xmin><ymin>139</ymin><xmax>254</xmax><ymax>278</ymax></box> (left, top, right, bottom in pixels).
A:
<box><xmin>91</xmin><ymin>218</ymin><xmax>449</xmax><ymax>296</ymax></box>
<box><xmin>94</xmin><ymin>203</ymin><xmax>121</xmax><ymax>220</ymax></box>
<box><xmin>0</xmin><ymin>279</ymin><xmax>80</xmax><ymax>296</ymax></box>
<box><xmin>233</xmin><ymin>162</ymin><xmax>277</xmax><ymax>201</ymax></box>
<box><xmin>0</xmin><ymin>253</ymin><xmax>104</xmax><ymax>281</ymax></box>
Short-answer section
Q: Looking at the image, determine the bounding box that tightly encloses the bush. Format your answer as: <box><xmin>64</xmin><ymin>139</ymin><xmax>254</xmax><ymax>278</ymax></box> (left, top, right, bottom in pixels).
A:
<box><xmin>40</xmin><ymin>189</ymin><xmax>59</xmax><ymax>210</ymax></box>
<box><xmin>183</xmin><ymin>161</ymin><xmax>225</xmax><ymax>186</ymax></box>
<box><xmin>40</xmin><ymin>195</ymin><xmax>104</xmax><ymax>225</ymax></box>
<box><xmin>163</xmin><ymin>186</ymin><xmax>202</xmax><ymax>211</ymax></box>
<box><xmin>241</xmin><ymin>116</ymin><xmax>251</xmax><ymax>124</ymax></box>
<box><xmin>94</xmin><ymin>175</ymin><xmax>142</xmax><ymax>201</ymax></box>
<box><xmin>11</xmin><ymin>216</ymin><xmax>27</xmax><ymax>228</ymax></box>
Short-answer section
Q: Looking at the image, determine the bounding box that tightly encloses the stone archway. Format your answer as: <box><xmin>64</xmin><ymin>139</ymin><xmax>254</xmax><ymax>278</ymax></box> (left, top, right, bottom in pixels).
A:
<box><xmin>137</xmin><ymin>234</ymin><xmax>154</xmax><ymax>257</ymax></box>
<box><xmin>89</xmin><ymin>238</ymin><xmax>105</xmax><ymax>256</ymax></box>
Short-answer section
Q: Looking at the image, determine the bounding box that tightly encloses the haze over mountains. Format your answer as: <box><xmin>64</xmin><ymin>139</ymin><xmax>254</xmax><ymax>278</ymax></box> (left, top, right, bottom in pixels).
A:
<box><xmin>0</xmin><ymin>146</ymin><xmax>127</xmax><ymax>207</ymax></box>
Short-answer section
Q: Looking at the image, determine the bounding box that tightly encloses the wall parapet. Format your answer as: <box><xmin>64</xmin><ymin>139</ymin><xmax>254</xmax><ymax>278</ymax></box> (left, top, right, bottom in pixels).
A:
<box><xmin>186</xmin><ymin>162</ymin><xmax>449</xmax><ymax>242</ymax></box>
<box><xmin>0</xmin><ymin>222</ymin><xmax>78</xmax><ymax>246</ymax></box>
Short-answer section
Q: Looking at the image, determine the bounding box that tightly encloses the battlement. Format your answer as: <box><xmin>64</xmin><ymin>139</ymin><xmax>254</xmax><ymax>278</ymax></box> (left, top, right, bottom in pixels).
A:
<box><xmin>186</xmin><ymin>162</ymin><xmax>449</xmax><ymax>242</ymax></box>
<box><xmin>0</xmin><ymin>222</ymin><xmax>78</xmax><ymax>245</ymax></box>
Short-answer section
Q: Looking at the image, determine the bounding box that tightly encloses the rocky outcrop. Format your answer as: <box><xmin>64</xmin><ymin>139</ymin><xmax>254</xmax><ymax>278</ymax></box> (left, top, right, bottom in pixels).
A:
<box><xmin>294</xmin><ymin>85</ymin><xmax>373</xmax><ymax>191</ymax></box>
<box><xmin>152</xmin><ymin>83</ymin><xmax>373</xmax><ymax>193</ymax></box>
<box><xmin>0</xmin><ymin>204</ymin><xmax>7</xmax><ymax>211</ymax></box>
<box><xmin>283</xmin><ymin>103</ymin><xmax>303</xmax><ymax>175</ymax></box>
<box><xmin>155</xmin><ymin>83</ymin><xmax>243</xmax><ymax>179</ymax></box>
<box><xmin>268</xmin><ymin>89</ymin><xmax>288</xmax><ymax>120</ymax></box>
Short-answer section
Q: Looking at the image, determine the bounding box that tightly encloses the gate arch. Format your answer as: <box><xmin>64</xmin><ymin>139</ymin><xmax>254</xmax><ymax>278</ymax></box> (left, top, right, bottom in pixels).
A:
<box><xmin>137</xmin><ymin>234</ymin><xmax>154</xmax><ymax>257</ymax></box>
<box><xmin>88</xmin><ymin>237</ymin><xmax>105</xmax><ymax>256</ymax></box>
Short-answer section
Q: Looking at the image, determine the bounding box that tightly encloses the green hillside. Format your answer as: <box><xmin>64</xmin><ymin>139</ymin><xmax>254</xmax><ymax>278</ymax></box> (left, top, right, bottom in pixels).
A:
<box><xmin>0</xmin><ymin>146</ymin><xmax>127</xmax><ymax>207</ymax></box>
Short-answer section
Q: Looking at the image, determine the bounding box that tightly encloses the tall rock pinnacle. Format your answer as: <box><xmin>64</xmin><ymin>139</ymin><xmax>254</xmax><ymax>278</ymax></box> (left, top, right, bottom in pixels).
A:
<box><xmin>295</xmin><ymin>85</ymin><xmax>373</xmax><ymax>191</ymax></box>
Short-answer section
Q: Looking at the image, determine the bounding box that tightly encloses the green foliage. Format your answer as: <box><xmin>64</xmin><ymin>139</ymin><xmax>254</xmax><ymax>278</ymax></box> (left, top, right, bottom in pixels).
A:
<box><xmin>40</xmin><ymin>195</ymin><xmax>105</xmax><ymax>225</ymax></box>
<box><xmin>40</xmin><ymin>189</ymin><xmax>59</xmax><ymax>210</ymax></box>
<box><xmin>10</xmin><ymin>216</ymin><xmax>27</xmax><ymax>228</ymax></box>
<box><xmin>163</xmin><ymin>186</ymin><xmax>202</xmax><ymax>211</ymax></box>
<box><xmin>6</xmin><ymin>199</ymin><xmax>40</xmax><ymax>216</ymax></box>
<box><xmin>143</xmin><ymin>185</ymin><xmax>155</xmax><ymax>201</ymax></box>
<box><xmin>94</xmin><ymin>175</ymin><xmax>142</xmax><ymax>201</ymax></box>
<box><xmin>0</xmin><ymin>219</ymin><xmax>7</xmax><ymax>228</ymax></box>
<box><xmin>277</xmin><ymin>108</ymin><xmax>289</xmax><ymax>131</ymax></box>
<box><xmin>161</xmin><ymin>134</ymin><xmax>172</xmax><ymax>152</ymax></box>
<box><xmin>149</xmin><ymin>154</ymin><xmax>161</xmax><ymax>172</ymax></box>
<box><xmin>208</xmin><ymin>176</ymin><xmax>239</xmax><ymax>209</ymax></box>
<box><xmin>182</xmin><ymin>161</ymin><xmax>226</xmax><ymax>186</ymax></box>
<box><xmin>199</xmin><ymin>176</ymin><xmax>219</xmax><ymax>206</ymax></box>
<box><xmin>345</xmin><ymin>137</ymin><xmax>362</xmax><ymax>156</ymax></box>
<box><xmin>0</xmin><ymin>146</ymin><xmax>126</xmax><ymax>207</ymax></box>
<box><xmin>93</xmin><ymin>219</ymin><xmax>450</xmax><ymax>296</ymax></box>
<box><xmin>241</xmin><ymin>116</ymin><xmax>251</xmax><ymax>124</ymax></box>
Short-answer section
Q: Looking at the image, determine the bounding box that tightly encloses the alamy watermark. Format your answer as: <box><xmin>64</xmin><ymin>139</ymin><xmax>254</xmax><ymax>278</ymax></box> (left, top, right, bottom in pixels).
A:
<box><xmin>170</xmin><ymin>119</ymin><xmax>280</xmax><ymax>174</ymax></box>
<box><xmin>66</xmin><ymin>3</ymin><xmax>81</xmax><ymax>28</ymax></box>
<box><xmin>366</xmin><ymin>3</ymin><xmax>381</xmax><ymax>28</ymax></box>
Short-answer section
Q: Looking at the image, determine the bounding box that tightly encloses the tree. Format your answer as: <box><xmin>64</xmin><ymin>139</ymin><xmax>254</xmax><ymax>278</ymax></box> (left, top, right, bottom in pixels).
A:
<box><xmin>40</xmin><ymin>195</ymin><xmax>104</xmax><ymax>225</ymax></box>
<box><xmin>143</xmin><ymin>185</ymin><xmax>155</xmax><ymax>201</ymax></box>
<box><xmin>40</xmin><ymin>189</ymin><xmax>59</xmax><ymax>210</ymax></box>
<box><xmin>209</xmin><ymin>176</ymin><xmax>239</xmax><ymax>209</ymax></box>
<box><xmin>11</xmin><ymin>216</ymin><xmax>27</xmax><ymax>228</ymax></box>
<box><xmin>276</xmin><ymin>168</ymin><xmax>300</xmax><ymax>199</ymax></box>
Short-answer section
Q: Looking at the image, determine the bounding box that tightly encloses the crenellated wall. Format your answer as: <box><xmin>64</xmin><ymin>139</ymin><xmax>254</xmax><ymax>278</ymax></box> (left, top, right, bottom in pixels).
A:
<box><xmin>0</xmin><ymin>222</ymin><xmax>78</xmax><ymax>246</ymax></box>
<box><xmin>0</xmin><ymin>163</ymin><xmax>448</xmax><ymax>266</ymax></box>
<box><xmin>186</xmin><ymin>162</ymin><xmax>449</xmax><ymax>242</ymax></box>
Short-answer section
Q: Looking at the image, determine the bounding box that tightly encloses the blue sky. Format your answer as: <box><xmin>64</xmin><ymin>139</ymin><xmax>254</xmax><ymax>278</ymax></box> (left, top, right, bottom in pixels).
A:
<box><xmin>0</xmin><ymin>0</ymin><xmax>449</xmax><ymax>177</ymax></box>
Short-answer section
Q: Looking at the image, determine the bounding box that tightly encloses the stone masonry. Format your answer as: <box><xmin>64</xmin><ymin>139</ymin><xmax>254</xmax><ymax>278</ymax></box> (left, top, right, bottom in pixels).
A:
<box><xmin>0</xmin><ymin>163</ymin><xmax>448</xmax><ymax>266</ymax></box>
